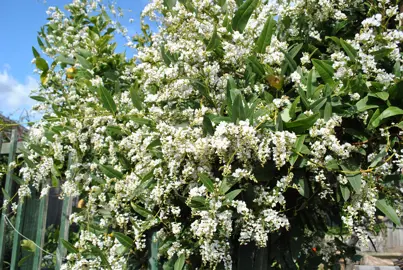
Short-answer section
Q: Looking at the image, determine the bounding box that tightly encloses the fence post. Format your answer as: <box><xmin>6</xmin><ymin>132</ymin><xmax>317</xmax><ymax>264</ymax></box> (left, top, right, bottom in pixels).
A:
<box><xmin>32</xmin><ymin>191</ymin><xmax>49</xmax><ymax>270</ymax></box>
<box><xmin>0</xmin><ymin>129</ymin><xmax>18</xmax><ymax>270</ymax></box>
<box><xmin>56</xmin><ymin>154</ymin><xmax>73</xmax><ymax>270</ymax></box>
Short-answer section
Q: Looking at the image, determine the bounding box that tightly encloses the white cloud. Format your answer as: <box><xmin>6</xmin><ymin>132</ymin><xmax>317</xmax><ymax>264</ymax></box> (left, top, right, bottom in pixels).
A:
<box><xmin>0</xmin><ymin>68</ymin><xmax>38</xmax><ymax>119</ymax></box>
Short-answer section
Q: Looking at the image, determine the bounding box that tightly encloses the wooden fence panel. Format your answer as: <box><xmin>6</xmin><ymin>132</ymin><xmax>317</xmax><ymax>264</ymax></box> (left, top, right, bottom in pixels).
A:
<box><xmin>0</xmin><ymin>129</ymin><xmax>17</xmax><ymax>270</ymax></box>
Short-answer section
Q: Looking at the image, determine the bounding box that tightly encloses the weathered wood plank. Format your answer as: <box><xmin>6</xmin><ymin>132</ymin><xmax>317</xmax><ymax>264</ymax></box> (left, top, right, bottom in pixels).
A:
<box><xmin>9</xmin><ymin>201</ymin><xmax>24</xmax><ymax>270</ymax></box>
<box><xmin>0</xmin><ymin>141</ymin><xmax>23</xmax><ymax>154</ymax></box>
<box><xmin>32</xmin><ymin>192</ymin><xmax>49</xmax><ymax>270</ymax></box>
<box><xmin>0</xmin><ymin>129</ymin><xmax>18</xmax><ymax>270</ymax></box>
<box><xmin>56</xmin><ymin>154</ymin><xmax>73</xmax><ymax>270</ymax></box>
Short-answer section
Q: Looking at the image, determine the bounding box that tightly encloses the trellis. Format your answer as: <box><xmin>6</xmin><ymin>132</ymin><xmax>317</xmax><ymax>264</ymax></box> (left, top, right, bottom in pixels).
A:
<box><xmin>0</xmin><ymin>129</ymin><xmax>73</xmax><ymax>270</ymax></box>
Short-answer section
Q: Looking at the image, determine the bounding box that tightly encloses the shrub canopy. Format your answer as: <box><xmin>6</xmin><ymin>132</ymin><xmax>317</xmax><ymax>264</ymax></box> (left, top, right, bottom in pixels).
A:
<box><xmin>12</xmin><ymin>0</ymin><xmax>403</xmax><ymax>269</ymax></box>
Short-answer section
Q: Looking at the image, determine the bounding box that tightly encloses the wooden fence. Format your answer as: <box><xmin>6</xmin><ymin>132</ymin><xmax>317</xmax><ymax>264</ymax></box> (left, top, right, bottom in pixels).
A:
<box><xmin>0</xmin><ymin>129</ymin><xmax>74</xmax><ymax>270</ymax></box>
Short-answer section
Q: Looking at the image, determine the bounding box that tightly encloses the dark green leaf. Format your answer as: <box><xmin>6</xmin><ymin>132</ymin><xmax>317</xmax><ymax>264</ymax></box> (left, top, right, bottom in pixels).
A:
<box><xmin>284</xmin><ymin>113</ymin><xmax>319</xmax><ymax>133</ymax></box>
<box><xmin>232</xmin><ymin>0</ymin><xmax>259</xmax><ymax>33</ymax></box>
<box><xmin>91</xmin><ymin>246</ymin><xmax>111</xmax><ymax>269</ymax></box>
<box><xmin>18</xmin><ymin>255</ymin><xmax>32</xmax><ymax>267</ymax></box>
<box><xmin>114</xmin><ymin>232</ymin><xmax>133</xmax><ymax>248</ymax></box>
<box><xmin>297</xmin><ymin>178</ymin><xmax>309</xmax><ymax>198</ymax></box>
<box><xmin>35</xmin><ymin>57</ymin><xmax>49</xmax><ymax>72</ymax></box>
<box><xmin>281</xmin><ymin>49</ymin><xmax>297</xmax><ymax>72</ymax></box>
<box><xmin>30</xmin><ymin>95</ymin><xmax>47</xmax><ymax>102</ymax></box>
<box><xmin>99</xmin><ymin>164</ymin><xmax>124</xmax><ymax>179</ymax></box>
<box><xmin>199</xmin><ymin>173</ymin><xmax>215</xmax><ymax>193</ymax></box>
<box><xmin>346</xmin><ymin>174</ymin><xmax>361</xmax><ymax>193</ymax></box>
<box><xmin>340</xmin><ymin>38</ymin><xmax>357</xmax><ymax>61</ymax></box>
<box><xmin>376</xmin><ymin>199</ymin><xmax>401</xmax><ymax>226</ymax></box>
<box><xmin>97</xmin><ymin>86</ymin><xmax>117</xmax><ymax>115</ymax></box>
<box><xmin>61</xmin><ymin>239</ymin><xmax>78</xmax><ymax>254</ymax></box>
<box><xmin>203</xmin><ymin>115</ymin><xmax>214</xmax><ymax>135</ymax></box>
<box><xmin>130</xmin><ymin>82</ymin><xmax>143</xmax><ymax>111</ymax></box>
<box><xmin>131</xmin><ymin>202</ymin><xmax>153</xmax><ymax>218</ymax></box>
<box><xmin>255</xmin><ymin>15</ymin><xmax>275</xmax><ymax>53</ymax></box>
<box><xmin>370</xmin><ymin>106</ymin><xmax>403</xmax><ymax>128</ymax></box>
<box><xmin>371</xmin><ymin>48</ymin><xmax>393</xmax><ymax>61</ymax></box>
<box><xmin>247</xmin><ymin>56</ymin><xmax>265</xmax><ymax>78</ymax></box>
<box><xmin>312</xmin><ymin>59</ymin><xmax>334</xmax><ymax>86</ymax></box>
<box><xmin>306</xmin><ymin>69</ymin><xmax>313</xmax><ymax>99</ymax></box>
<box><xmin>32</xmin><ymin>47</ymin><xmax>40</xmax><ymax>58</ymax></box>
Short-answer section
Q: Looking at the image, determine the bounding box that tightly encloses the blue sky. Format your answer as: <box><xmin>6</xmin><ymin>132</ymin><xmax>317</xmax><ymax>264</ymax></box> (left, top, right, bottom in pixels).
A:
<box><xmin>0</xmin><ymin>0</ymin><xmax>149</xmax><ymax>122</ymax></box>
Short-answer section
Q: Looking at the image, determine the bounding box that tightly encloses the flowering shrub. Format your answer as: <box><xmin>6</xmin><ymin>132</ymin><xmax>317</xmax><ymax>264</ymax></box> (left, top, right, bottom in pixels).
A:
<box><xmin>11</xmin><ymin>0</ymin><xmax>403</xmax><ymax>268</ymax></box>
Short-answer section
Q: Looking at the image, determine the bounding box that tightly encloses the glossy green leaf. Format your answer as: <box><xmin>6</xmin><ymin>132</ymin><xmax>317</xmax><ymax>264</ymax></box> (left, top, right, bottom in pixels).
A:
<box><xmin>347</xmin><ymin>174</ymin><xmax>361</xmax><ymax>193</ymax></box>
<box><xmin>370</xmin><ymin>106</ymin><xmax>403</xmax><ymax>128</ymax></box>
<box><xmin>55</xmin><ymin>55</ymin><xmax>75</xmax><ymax>65</ymax></box>
<box><xmin>199</xmin><ymin>173</ymin><xmax>215</xmax><ymax>193</ymax></box>
<box><xmin>131</xmin><ymin>202</ymin><xmax>153</xmax><ymax>218</ymax></box>
<box><xmin>312</xmin><ymin>59</ymin><xmax>334</xmax><ymax>86</ymax></box>
<box><xmin>247</xmin><ymin>56</ymin><xmax>265</xmax><ymax>78</ymax></box>
<box><xmin>203</xmin><ymin>115</ymin><xmax>214</xmax><ymax>135</ymax></box>
<box><xmin>225</xmin><ymin>189</ymin><xmax>242</xmax><ymax>201</ymax></box>
<box><xmin>30</xmin><ymin>95</ymin><xmax>47</xmax><ymax>102</ymax></box>
<box><xmin>61</xmin><ymin>239</ymin><xmax>78</xmax><ymax>254</ymax></box>
<box><xmin>297</xmin><ymin>178</ymin><xmax>309</xmax><ymax>198</ymax></box>
<box><xmin>174</xmin><ymin>254</ymin><xmax>186</xmax><ymax>270</ymax></box>
<box><xmin>99</xmin><ymin>164</ymin><xmax>124</xmax><ymax>179</ymax></box>
<box><xmin>97</xmin><ymin>86</ymin><xmax>117</xmax><ymax>115</ymax></box>
<box><xmin>35</xmin><ymin>57</ymin><xmax>49</xmax><ymax>72</ymax></box>
<box><xmin>281</xmin><ymin>49</ymin><xmax>297</xmax><ymax>72</ymax></box>
<box><xmin>232</xmin><ymin>0</ymin><xmax>259</xmax><ymax>33</ymax></box>
<box><xmin>255</xmin><ymin>15</ymin><xmax>275</xmax><ymax>53</ymax></box>
<box><xmin>130</xmin><ymin>82</ymin><xmax>143</xmax><ymax>111</ymax></box>
<box><xmin>340</xmin><ymin>38</ymin><xmax>357</xmax><ymax>61</ymax></box>
<box><xmin>32</xmin><ymin>47</ymin><xmax>40</xmax><ymax>58</ymax></box>
<box><xmin>114</xmin><ymin>232</ymin><xmax>133</xmax><ymax>248</ymax></box>
<box><xmin>376</xmin><ymin>199</ymin><xmax>401</xmax><ymax>226</ymax></box>
<box><xmin>284</xmin><ymin>113</ymin><xmax>319</xmax><ymax>133</ymax></box>
<box><xmin>76</xmin><ymin>54</ymin><xmax>92</xmax><ymax>69</ymax></box>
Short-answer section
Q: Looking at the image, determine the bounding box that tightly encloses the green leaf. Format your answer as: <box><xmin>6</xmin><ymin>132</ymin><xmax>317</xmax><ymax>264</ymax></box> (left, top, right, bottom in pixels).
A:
<box><xmin>376</xmin><ymin>199</ymin><xmax>401</xmax><ymax>226</ymax></box>
<box><xmin>347</xmin><ymin>174</ymin><xmax>361</xmax><ymax>193</ymax></box>
<box><xmin>368</xmin><ymin>92</ymin><xmax>389</xmax><ymax>101</ymax></box>
<box><xmin>340</xmin><ymin>38</ymin><xmax>357</xmax><ymax>61</ymax></box>
<box><xmin>61</xmin><ymin>239</ymin><xmax>78</xmax><ymax>254</ymax></box>
<box><xmin>255</xmin><ymin>15</ymin><xmax>275</xmax><ymax>53</ymax></box>
<box><xmin>114</xmin><ymin>232</ymin><xmax>133</xmax><ymax>248</ymax></box>
<box><xmin>369</xmin><ymin>150</ymin><xmax>387</xmax><ymax>168</ymax></box>
<box><xmin>75</xmin><ymin>54</ymin><xmax>92</xmax><ymax>69</ymax></box>
<box><xmin>131</xmin><ymin>202</ymin><xmax>153</xmax><ymax>218</ymax></box>
<box><xmin>371</xmin><ymin>48</ymin><xmax>393</xmax><ymax>61</ymax></box>
<box><xmin>1</xmin><ymin>188</ymin><xmax>10</xmax><ymax>200</ymax></box>
<box><xmin>130</xmin><ymin>82</ymin><xmax>143</xmax><ymax>111</ymax></box>
<box><xmin>203</xmin><ymin>115</ymin><xmax>214</xmax><ymax>135</ymax></box>
<box><xmin>394</xmin><ymin>61</ymin><xmax>401</xmax><ymax>77</ymax></box>
<box><xmin>232</xmin><ymin>94</ymin><xmax>244</xmax><ymax>123</ymax></box>
<box><xmin>30</xmin><ymin>95</ymin><xmax>47</xmax><ymax>102</ymax></box>
<box><xmin>18</xmin><ymin>254</ymin><xmax>32</xmax><ymax>267</ymax></box>
<box><xmin>281</xmin><ymin>49</ymin><xmax>297</xmax><ymax>72</ymax></box>
<box><xmin>370</xmin><ymin>106</ymin><xmax>403</xmax><ymax>128</ymax></box>
<box><xmin>340</xmin><ymin>185</ymin><xmax>350</xmax><ymax>201</ymax></box>
<box><xmin>174</xmin><ymin>254</ymin><xmax>186</xmax><ymax>270</ymax></box>
<box><xmin>192</xmin><ymin>80</ymin><xmax>215</xmax><ymax>107</ymax></box>
<box><xmin>324</xmin><ymin>101</ymin><xmax>332</xmax><ymax>121</ymax></box>
<box><xmin>163</xmin><ymin>0</ymin><xmax>177</xmax><ymax>9</ymax></box>
<box><xmin>247</xmin><ymin>56</ymin><xmax>265</xmax><ymax>78</ymax></box>
<box><xmin>161</xmin><ymin>45</ymin><xmax>175</xmax><ymax>66</ymax></box>
<box><xmin>12</xmin><ymin>175</ymin><xmax>24</xmax><ymax>185</ymax></box>
<box><xmin>91</xmin><ymin>246</ymin><xmax>111</xmax><ymax>269</ymax></box>
<box><xmin>206</xmin><ymin>28</ymin><xmax>221</xmax><ymax>52</ymax></box>
<box><xmin>35</xmin><ymin>57</ymin><xmax>49</xmax><ymax>72</ymax></box>
<box><xmin>21</xmin><ymin>240</ymin><xmax>36</xmax><ymax>252</ymax></box>
<box><xmin>225</xmin><ymin>189</ymin><xmax>242</xmax><ymax>201</ymax></box>
<box><xmin>312</xmin><ymin>59</ymin><xmax>334</xmax><ymax>86</ymax></box>
<box><xmin>32</xmin><ymin>47</ymin><xmax>40</xmax><ymax>58</ymax></box>
<box><xmin>297</xmin><ymin>178</ymin><xmax>309</xmax><ymax>198</ymax></box>
<box><xmin>55</xmin><ymin>55</ymin><xmax>75</xmax><ymax>65</ymax></box>
<box><xmin>97</xmin><ymin>86</ymin><xmax>117</xmax><ymax>115</ymax></box>
<box><xmin>99</xmin><ymin>164</ymin><xmax>124</xmax><ymax>179</ymax></box>
<box><xmin>356</xmin><ymin>96</ymin><xmax>378</xmax><ymax>112</ymax></box>
<box><xmin>284</xmin><ymin>113</ymin><xmax>319</xmax><ymax>133</ymax></box>
<box><xmin>306</xmin><ymin>69</ymin><xmax>313</xmax><ymax>99</ymax></box>
<box><xmin>199</xmin><ymin>173</ymin><xmax>215</xmax><ymax>193</ymax></box>
<box><xmin>231</xmin><ymin>0</ymin><xmax>259</xmax><ymax>33</ymax></box>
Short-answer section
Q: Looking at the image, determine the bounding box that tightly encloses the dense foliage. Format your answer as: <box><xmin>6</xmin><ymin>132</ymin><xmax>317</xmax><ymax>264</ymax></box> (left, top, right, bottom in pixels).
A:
<box><xmin>7</xmin><ymin>0</ymin><xmax>403</xmax><ymax>269</ymax></box>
